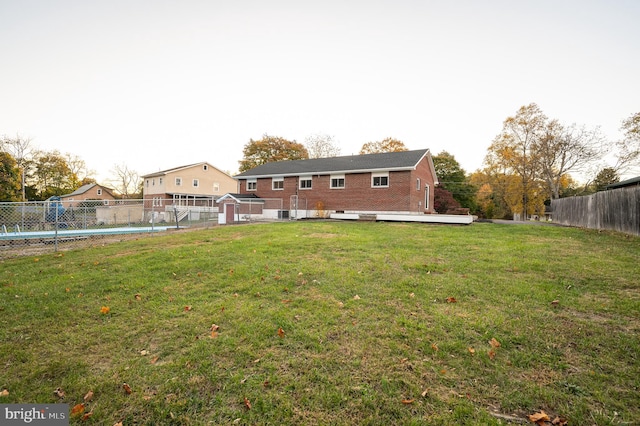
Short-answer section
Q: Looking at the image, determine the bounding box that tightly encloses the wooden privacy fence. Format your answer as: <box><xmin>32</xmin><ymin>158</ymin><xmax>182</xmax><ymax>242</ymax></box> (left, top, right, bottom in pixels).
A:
<box><xmin>551</xmin><ymin>187</ymin><xmax>640</xmax><ymax>236</ymax></box>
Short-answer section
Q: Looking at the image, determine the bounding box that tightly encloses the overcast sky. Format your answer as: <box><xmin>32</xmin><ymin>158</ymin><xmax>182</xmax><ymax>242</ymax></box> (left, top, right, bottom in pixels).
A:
<box><xmin>2</xmin><ymin>0</ymin><xmax>639</xmax><ymax>183</ymax></box>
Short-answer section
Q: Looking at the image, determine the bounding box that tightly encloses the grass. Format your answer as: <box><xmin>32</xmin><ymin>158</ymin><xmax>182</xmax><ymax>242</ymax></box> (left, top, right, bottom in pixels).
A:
<box><xmin>1</xmin><ymin>221</ymin><xmax>639</xmax><ymax>425</ymax></box>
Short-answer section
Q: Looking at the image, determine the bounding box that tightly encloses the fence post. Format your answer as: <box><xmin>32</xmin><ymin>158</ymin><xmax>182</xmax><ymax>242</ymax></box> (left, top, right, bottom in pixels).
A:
<box><xmin>54</xmin><ymin>202</ymin><xmax>59</xmax><ymax>252</ymax></box>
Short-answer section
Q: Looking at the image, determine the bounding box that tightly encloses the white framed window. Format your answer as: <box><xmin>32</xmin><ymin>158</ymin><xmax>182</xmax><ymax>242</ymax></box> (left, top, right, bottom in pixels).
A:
<box><xmin>247</xmin><ymin>179</ymin><xmax>257</xmax><ymax>191</ymax></box>
<box><xmin>416</xmin><ymin>178</ymin><xmax>421</xmax><ymax>190</ymax></box>
<box><xmin>102</xmin><ymin>200</ymin><xmax>109</xmax><ymax>205</ymax></box>
<box><xmin>175</xmin><ymin>177</ymin><xmax>182</xmax><ymax>186</ymax></box>
<box><xmin>159</xmin><ymin>178</ymin><xmax>163</xmax><ymax>185</ymax></box>
<box><xmin>146</xmin><ymin>180</ymin><xmax>149</xmax><ymax>187</ymax></box>
<box><xmin>152</xmin><ymin>179</ymin><xmax>155</xmax><ymax>186</ymax></box>
<box><xmin>193</xmin><ymin>179</ymin><xmax>199</xmax><ymax>188</ymax></box>
<box><xmin>371</xmin><ymin>172</ymin><xmax>389</xmax><ymax>188</ymax></box>
<box><xmin>330</xmin><ymin>174</ymin><xmax>345</xmax><ymax>189</ymax></box>
<box><xmin>153</xmin><ymin>197</ymin><xmax>163</xmax><ymax>207</ymax></box>
<box><xmin>272</xmin><ymin>178</ymin><xmax>284</xmax><ymax>190</ymax></box>
<box><xmin>299</xmin><ymin>176</ymin><xmax>312</xmax><ymax>189</ymax></box>
<box><xmin>213</xmin><ymin>182</ymin><xmax>220</xmax><ymax>192</ymax></box>
<box><xmin>203</xmin><ymin>164</ymin><xmax>208</xmax><ymax>171</ymax></box>
<box><xmin>97</xmin><ymin>189</ymin><xmax>102</xmax><ymax>195</ymax></box>
<box><xmin>425</xmin><ymin>184</ymin><xmax>430</xmax><ymax>210</ymax></box>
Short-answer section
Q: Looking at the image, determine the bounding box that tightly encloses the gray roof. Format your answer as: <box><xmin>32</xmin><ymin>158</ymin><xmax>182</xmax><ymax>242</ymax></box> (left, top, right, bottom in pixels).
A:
<box><xmin>234</xmin><ymin>149</ymin><xmax>431</xmax><ymax>179</ymax></box>
<box><xmin>63</xmin><ymin>183</ymin><xmax>114</xmax><ymax>197</ymax></box>
<box><xmin>606</xmin><ymin>176</ymin><xmax>640</xmax><ymax>189</ymax></box>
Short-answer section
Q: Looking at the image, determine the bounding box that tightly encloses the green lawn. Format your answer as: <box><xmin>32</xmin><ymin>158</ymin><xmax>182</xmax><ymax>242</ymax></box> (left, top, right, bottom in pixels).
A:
<box><xmin>1</xmin><ymin>221</ymin><xmax>639</xmax><ymax>425</ymax></box>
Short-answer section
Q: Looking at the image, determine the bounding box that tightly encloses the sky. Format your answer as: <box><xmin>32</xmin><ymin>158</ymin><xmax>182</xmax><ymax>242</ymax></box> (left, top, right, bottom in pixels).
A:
<box><xmin>1</xmin><ymin>0</ymin><xmax>639</xmax><ymax>184</ymax></box>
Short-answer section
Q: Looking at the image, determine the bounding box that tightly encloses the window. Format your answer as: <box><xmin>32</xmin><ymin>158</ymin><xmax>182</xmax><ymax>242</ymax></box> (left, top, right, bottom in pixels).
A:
<box><xmin>203</xmin><ymin>165</ymin><xmax>208</xmax><ymax>171</ymax></box>
<box><xmin>193</xmin><ymin>179</ymin><xmax>199</xmax><ymax>188</ymax></box>
<box><xmin>159</xmin><ymin>178</ymin><xmax>163</xmax><ymax>185</ymax></box>
<box><xmin>330</xmin><ymin>175</ymin><xmax>345</xmax><ymax>189</ymax></box>
<box><xmin>416</xmin><ymin>178</ymin><xmax>421</xmax><ymax>190</ymax></box>
<box><xmin>372</xmin><ymin>173</ymin><xmax>389</xmax><ymax>188</ymax></box>
<box><xmin>97</xmin><ymin>189</ymin><xmax>102</xmax><ymax>195</ymax></box>
<box><xmin>247</xmin><ymin>180</ymin><xmax>257</xmax><ymax>191</ymax></box>
<box><xmin>175</xmin><ymin>177</ymin><xmax>182</xmax><ymax>186</ymax></box>
<box><xmin>299</xmin><ymin>176</ymin><xmax>312</xmax><ymax>189</ymax></box>
<box><xmin>272</xmin><ymin>178</ymin><xmax>284</xmax><ymax>190</ymax></box>
<box><xmin>213</xmin><ymin>182</ymin><xmax>220</xmax><ymax>192</ymax></box>
<box><xmin>424</xmin><ymin>184</ymin><xmax>430</xmax><ymax>210</ymax></box>
<box><xmin>152</xmin><ymin>179</ymin><xmax>155</xmax><ymax>186</ymax></box>
<box><xmin>146</xmin><ymin>180</ymin><xmax>149</xmax><ymax>187</ymax></box>
<box><xmin>153</xmin><ymin>197</ymin><xmax>163</xmax><ymax>207</ymax></box>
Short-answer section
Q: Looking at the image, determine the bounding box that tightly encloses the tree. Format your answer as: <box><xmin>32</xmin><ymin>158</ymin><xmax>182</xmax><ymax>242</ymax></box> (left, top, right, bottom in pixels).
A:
<box><xmin>612</xmin><ymin>112</ymin><xmax>640</xmax><ymax>175</ymax></box>
<box><xmin>0</xmin><ymin>151</ymin><xmax>21</xmax><ymax>201</ymax></box>
<box><xmin>359</xmin><ymin>137</ymin><xmax>408</xmax><ymax>154</ymax></box>
<box><xmin>486</xmin><ymin>103</ymin><xmax>548</xmax><ymax>219</ymax></box>
<box><xmin>239</xmin><ymin>134</ymin><xmax>308</xmax><ymax>172</ymax></box>
<box><xmin>592</xmin><ymin>167</ymin><xmax>619</xmax><ymax>192</ymax></box>
<box><xmin>433</xmin><ymin>186</ymin><xmax>460</xmax><ymax>214</ymax></box>
<box><xmin>432</xmin><ymin>151</ymin><xmax>477</xmax><ymax>210</ymax></box>
<box><xmin>65</xmin><ymin>153</ymin><xmax>95</xmax><ymax>189</ymax></box>
<box><xmin>534</xmin><ymin>120</ymin><xmax>605</xmax><ymax>199</ymax></box>
<box><xmin>304</xmin><ymin>133</ymin><xmax>341</xmax><ymax>159</ymax></box>
<box><xmin>30</xmin><ymin>150</ymin><xmax>77</xmax><ymax>199</ymax></box>
<box><xmin>109</xmin><ymin>163</ymin><xmax>141</xmax><ymax>198</ymax></box>
<box><xmin>1</xmin><ymin>134</ymin><xmax>33</xmax><ymax>201</ymax></box>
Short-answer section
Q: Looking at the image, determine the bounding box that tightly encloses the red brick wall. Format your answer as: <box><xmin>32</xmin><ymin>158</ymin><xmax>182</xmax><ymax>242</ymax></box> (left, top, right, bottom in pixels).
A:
<box><xmin>238</xmin><ymin>155</ymin><xmax>436</xmax><ymax>213</ymax></box>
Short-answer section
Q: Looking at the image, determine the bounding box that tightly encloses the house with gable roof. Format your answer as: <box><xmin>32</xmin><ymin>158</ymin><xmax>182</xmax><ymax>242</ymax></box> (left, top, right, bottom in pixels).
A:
<box><xmin>60</xmin><ymin>183</ymin><xmax>117</xmax><ymax>207</ymax></box>
<box><xmin>232</xmin><ymin>149</ymin><xmax>440</xmax><ymax>220</ymax></box>
<box><xmin>142</xmin><ymin>162</ymin><xmax>237</xmax><ymax>208</ymax></box>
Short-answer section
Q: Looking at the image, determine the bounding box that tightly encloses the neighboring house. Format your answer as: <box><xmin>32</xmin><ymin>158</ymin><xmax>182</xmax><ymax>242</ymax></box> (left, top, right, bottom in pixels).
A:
<box><xmin>60</xmin><ymin>183</ymin><xmax>117</xmax><ymax>207</ymax></box>
<box><xmin>142</xmin><ymin>162</ymin><xmax>237</xmax><ymax>208</ymax></box>
<box><xmin>606</xmin><ymin>176</ymin><xmax>640</xmax><ymax>190</ymax></box>
<box><xmin>232</xmin><ymin>149</ymin><xmax>439</xmax><ymax>219</ymax></box>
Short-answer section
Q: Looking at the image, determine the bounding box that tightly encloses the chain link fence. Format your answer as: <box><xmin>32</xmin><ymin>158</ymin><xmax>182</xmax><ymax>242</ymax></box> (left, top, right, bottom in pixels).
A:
<box><xmin>0</xmin><ymin>197</ymin><xmax>307</xmax><ymax>259</ymax></box>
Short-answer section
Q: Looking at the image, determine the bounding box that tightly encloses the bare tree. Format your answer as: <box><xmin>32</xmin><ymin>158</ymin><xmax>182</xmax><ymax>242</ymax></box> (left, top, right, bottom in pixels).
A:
<box><xmin>65</xmin><ymin>153</ymin><xmax>96</xmax><ymax>188</ymax></box>
<box><xmin>535</xmin><ymin>121</ymin><xmax>605</xmax><ymax>199</ymax></box>
<box><xmin>109</xmin><ymin>163</ymin><xmax>141</xmax><ymax>198</ymax></box>
<box><xmin>304</xmin><ymin>133</ymin><xmax>341</xmax><ymax>158</ymax></box>
<box><xmin>612</xmin><ymin>112</ymin><xmax>640</xmax><ymax>175</ymax></box>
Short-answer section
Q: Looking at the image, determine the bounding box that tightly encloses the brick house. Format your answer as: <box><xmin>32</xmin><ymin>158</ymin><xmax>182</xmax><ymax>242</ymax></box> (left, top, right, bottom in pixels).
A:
<box><xmin>60</xmin><ymin>183</ymin><xmax>117</xmax><ymax>207</ymax></box>
<box><xmin>232</xmin><ymin>149</ymin><xmax>439</xmax><ymax>219</ymax></box>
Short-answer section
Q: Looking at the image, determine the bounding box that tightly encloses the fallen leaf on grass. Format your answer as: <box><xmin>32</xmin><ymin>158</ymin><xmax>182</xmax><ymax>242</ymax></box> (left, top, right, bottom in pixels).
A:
<box><xmin>54</xmin><ymin>387</ymin><xmax>65</xmax><ymax>398</ymax></box>
<box><xmin>100</xmin><ymin>306</ymin><xmax>110</xmax><ymax>315</ymax></box>
<box><xmin>446</xmin><ymin>297</ymin><xmax>457</xmax><ymax>303</ymax></box>
<box><xmin>150</xmin><ymin>356</ymin><xmax>160</xmax><ymax>364</ymax></box>
<box><xmin>184</xmin><ymin>306</ymin><xmax>192</xmax><ymax>311</ymax></box>
<box><xmin>552</xmin><ymin>416</ymin><xmax>568</xmax><ymax>425</ymax></box>
<box><xmin>84</xmin><ymin>390</ymin><xmax>94</xmax><ymax>402</ymax></box>
<box><xmin>82</xmin><ymin>410</ymin><xmax>93</xmax><ymax>421</ymax></box>
<box><xmin>551</xmin><ymin>300</ymin><xmax>559</xmax><ymax>306</ymax></box>
<box><xmin>431</xmin><ymin>343</ymin><xmax>439</xmax><ymax>351</ymax></box>
<box><xmin>528</xmin><ymin>410</ymin><xmax>550</xmax><ymax>424</ymax></box>
<box><xmin>468</xmin><ymin>347</ymin><xmax>475</xmax><ymax>355</ymax></box>
<box><xmin>278</xmin><ymin>327</ymin><xmax>285</xmax><ymax>338</ymax></box>
<box><xmin>0</xmin><ymin>389</ymin><xmax>9</xmax><ymax>397</ymax></box>
<box><xmin>401</xmin><ymin>399</ymin><xmax>415</xmax><ymax>405</ymax></box>
<box><xmin>114</xmin><ymin>422</ymin><xmax>123</xmax><ymax>426</ymax></box>
<box><xmin>123</xmin><ymin>383</ymin><xmax>132</xmax><ymax>394</ymax></box>
<box><xmin>281</xmin><ymin>299</ymin><xmax>291</xmax><ymax>304</ymax></box>
<box><xmin>353</xmin><ymin>295</ymin><xmax>361</xmax><ymax>300</ymax></box>
<box><xmin>409</xmin><ymin>292</ymin><xmax>415</xmax><ymax>298</ymax></box>
<box><xmin>421</xmin><ymin>388</ymin><xmax>429</xmax><ymax>397</ymax></box>
<box><xmin>70</xmin><ymin>403</ymin><xmax>85</xmax><ymax>417</ymax></box>
<box><xmin>489</xmin><ymin>338</ymin><xmax>501</xmax><ymax>348</ymax></box>
<box><xmin>244</xmin><ymin>397</ymin><xmax>251</xmax><ymax>410</ymax></box>
<box><xmin>134</xmin><ymin>294</ymin><xmax>142</xmax><ymax>300</ymax></box>
<box><xmin>488</xmin><ymin>349</ymin><xmax>496</xmax><ymax>360</ymax></box>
